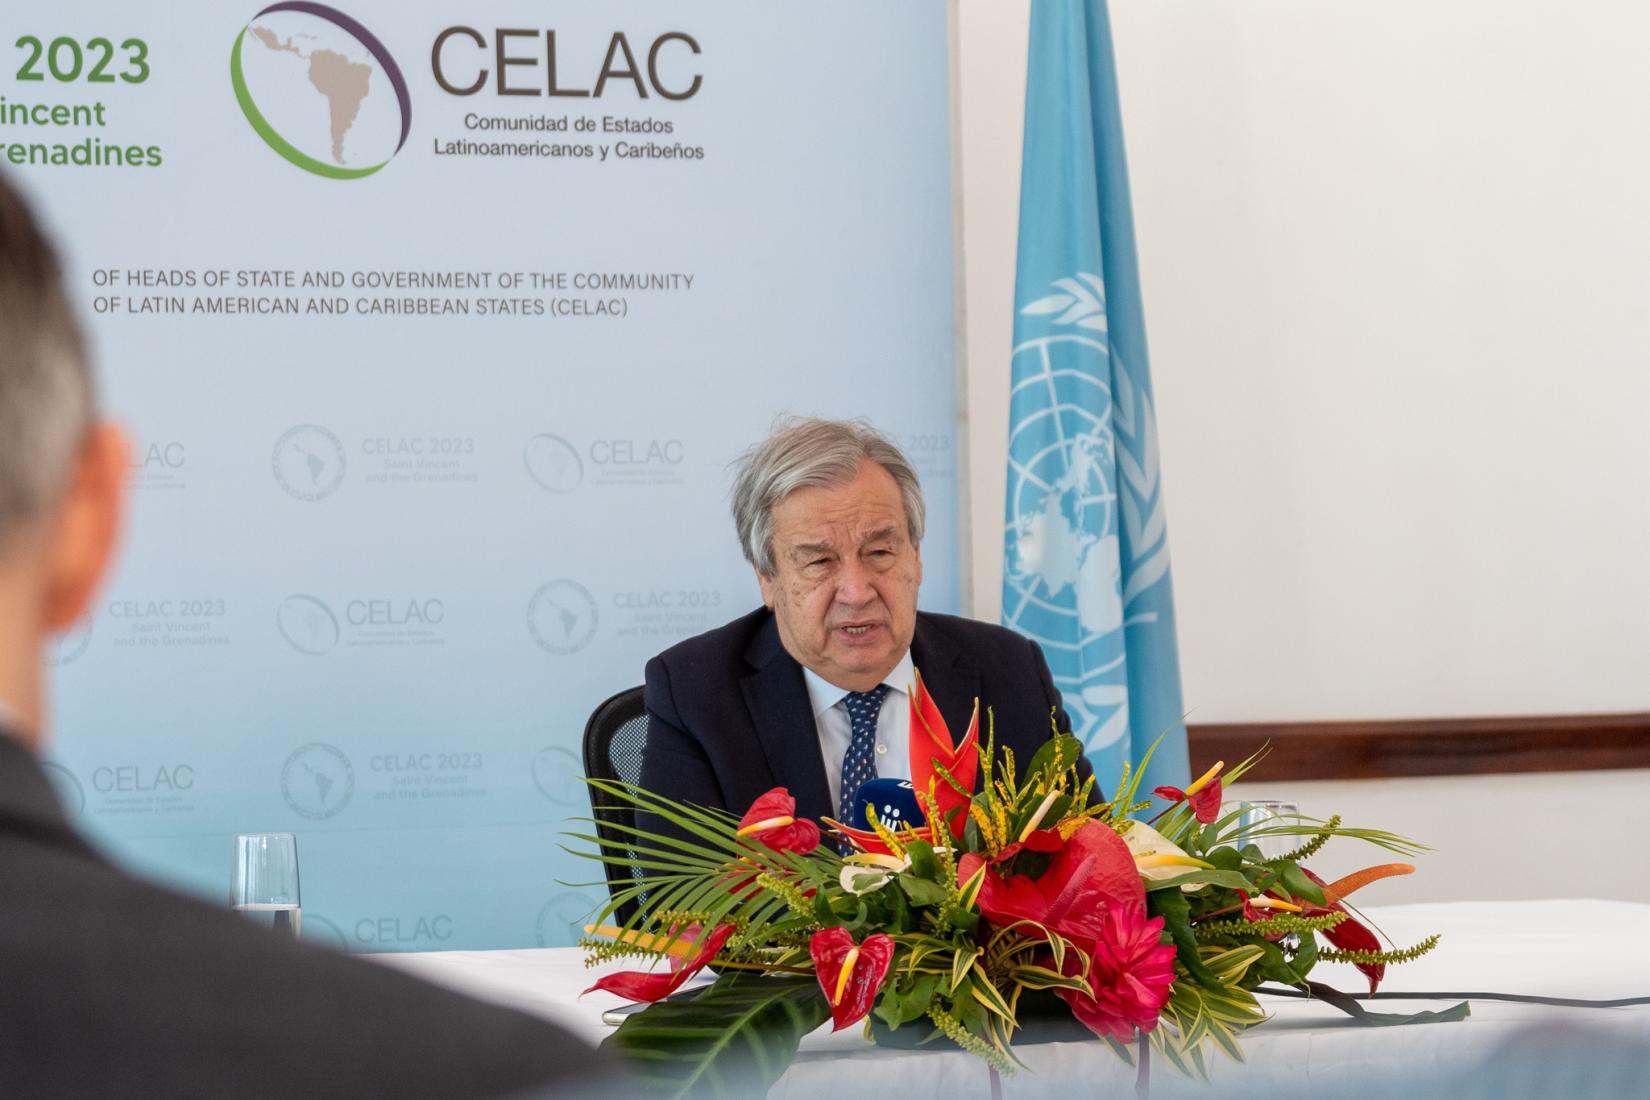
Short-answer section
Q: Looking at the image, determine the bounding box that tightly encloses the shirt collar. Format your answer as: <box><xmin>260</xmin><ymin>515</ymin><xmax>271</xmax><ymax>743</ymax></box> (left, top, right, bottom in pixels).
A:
<box><xmin>801</xmin><ymin>649</ymin><xmax>916</xmax><ymax>719</ymax></box>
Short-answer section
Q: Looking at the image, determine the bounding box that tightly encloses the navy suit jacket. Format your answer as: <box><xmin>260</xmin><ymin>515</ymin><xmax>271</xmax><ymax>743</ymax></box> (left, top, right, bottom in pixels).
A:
<box><xmin>640</xmin><ymin>607</ymin><xmax>1093</xmax><ymax>824</ymax></box>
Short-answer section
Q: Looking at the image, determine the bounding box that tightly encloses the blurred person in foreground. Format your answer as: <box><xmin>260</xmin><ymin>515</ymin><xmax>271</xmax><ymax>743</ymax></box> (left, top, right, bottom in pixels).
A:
<box><xmin>0</xmin><ymin>172</ymin><xmax>614</xmax><ymax>1099</ymax></box>
<box><xmin>640</xmin><ymin>417</ymin><xmax>1093</xmax><ymax>830</ymax></box>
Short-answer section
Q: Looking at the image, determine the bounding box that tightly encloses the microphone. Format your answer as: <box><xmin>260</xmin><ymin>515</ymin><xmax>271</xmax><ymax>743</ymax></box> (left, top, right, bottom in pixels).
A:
<box><xmin>848</xmin><ymin>778</ymin><xmax>927</xmax><ymax>833</ymax></box>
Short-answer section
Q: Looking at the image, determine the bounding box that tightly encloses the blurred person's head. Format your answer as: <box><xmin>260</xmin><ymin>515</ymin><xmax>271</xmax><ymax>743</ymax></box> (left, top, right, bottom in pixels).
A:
<box><xmin>0</xmin><ymin>172</ymin><xmax>126</xmax><ymax>746</ymax></box>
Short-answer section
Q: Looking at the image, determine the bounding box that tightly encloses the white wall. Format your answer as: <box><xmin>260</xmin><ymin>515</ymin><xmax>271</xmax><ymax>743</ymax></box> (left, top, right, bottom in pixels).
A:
<box><xmin>958</xmin><ymin>0</ymin><xmax>1650</xmax><ymax>718</ymax></box>
<box><xmin>953</xmin><ymin>0</ymin><xmax>1650</xmax><ymax>901</ymax></box>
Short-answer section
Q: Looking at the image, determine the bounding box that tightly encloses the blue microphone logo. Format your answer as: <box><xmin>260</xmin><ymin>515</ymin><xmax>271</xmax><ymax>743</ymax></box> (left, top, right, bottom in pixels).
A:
<box><xmin>848</xmin><ymin>778</ymin><xmax>926</xmax><ymax>833</ymax></box>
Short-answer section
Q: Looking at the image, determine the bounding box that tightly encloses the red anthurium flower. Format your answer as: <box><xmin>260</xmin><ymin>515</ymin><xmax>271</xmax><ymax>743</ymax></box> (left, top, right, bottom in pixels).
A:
<box><xmin>959</xmin><ymin>822</ymin><xmax>1140</xmax><ymax>944</ymax></box>
<box><xmin>1171</xmin><ymin>779</ymin><xmax>1221</xmax><ymax>822</ymax></box>
<box><xmin>1154</xmin><ymin>759</ymin><xmax>1224</xmax><ymax>824</ymax></box>
<box><xmin>1055</xmin><ymin>904</ymin><xmax>1178</xmax><ymax>1043</ymax></box>
<box><xmin>584</xmin><ymin>923</ymin><xmax>735</xmax><ymax>1003</ymax></box>
<box><xmin>736</xmin><ymin>787</ymin><xmax>821</xmax><ymax>853</ymax></box>
<box><xmin>1023</xmin><ymin>826</ymin><xmax>1067</xmax><ymax>853</ymax></box>
<box><xmin>909</xmin><ymin>670</ymin><xmax>980</xmax><ymax>841</ymax></box>
<box><xmin>987</xmin><ymin>827</ymin><xmax>1070</xmax><ymax>866</ymax></box>
<box><xmin>809</xmin><ymin>927</ymin><xmax>895</xmax><ymax>1031</ymax></box>
<box><xmin>1298</xmin><ymin>868</ymin><xmax>1385</xmax><ymax>993</ymax></box>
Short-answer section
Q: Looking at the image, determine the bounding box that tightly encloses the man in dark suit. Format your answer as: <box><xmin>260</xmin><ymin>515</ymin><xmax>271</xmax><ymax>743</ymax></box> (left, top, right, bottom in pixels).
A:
<box><xmin>0</xmin><ymin>172</ymin><xmax>614</xmax><ymax>1098</ymax></box>
<box><xmin>641</xmin><ymin>418</ymin><xmax>1091</xmax><ymax>829</ymax></box>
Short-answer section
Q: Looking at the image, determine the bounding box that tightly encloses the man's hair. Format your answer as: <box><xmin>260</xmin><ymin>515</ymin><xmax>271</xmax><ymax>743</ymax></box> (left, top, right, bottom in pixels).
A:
<box><xmin>731</xmin><ymin>417</ymin><xmax>925</xmax><ymax>576</ymax></box>
<box><xmin>0</xmin><ymin>171</ymin><xmax>93</xmax><ymax>541</ymax></box>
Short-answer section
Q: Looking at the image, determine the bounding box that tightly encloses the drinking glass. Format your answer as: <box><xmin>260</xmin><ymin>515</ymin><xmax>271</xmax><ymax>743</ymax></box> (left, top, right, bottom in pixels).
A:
<box><xmin>1234</xmin><ymin>800</ymin><xmax>1302</xmax><ymax>862</ymax></box>
<box><xmin>231</xmin><ymin>832</ymin><xmax>301</xmax><ymax>939</ymax></box>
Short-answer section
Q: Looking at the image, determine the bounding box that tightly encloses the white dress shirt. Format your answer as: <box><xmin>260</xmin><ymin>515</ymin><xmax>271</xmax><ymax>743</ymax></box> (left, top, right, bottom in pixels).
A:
<box><xmin>801</xmin><ymin>650</ymin><xmax>916</xmax><ymax>812</ymax></box>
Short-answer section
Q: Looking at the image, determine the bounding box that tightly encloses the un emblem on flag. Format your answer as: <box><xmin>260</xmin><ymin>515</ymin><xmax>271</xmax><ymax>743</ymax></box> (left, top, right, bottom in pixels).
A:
<box><xmin>1004</xmin><ymin>339</ymin><xmax>1125</xmax><ymax>660</ymax></box>
<box><xmin>1004</xmin><ymin>275</ymin><xmax>1173</xmax><ymax>753</ymax></box>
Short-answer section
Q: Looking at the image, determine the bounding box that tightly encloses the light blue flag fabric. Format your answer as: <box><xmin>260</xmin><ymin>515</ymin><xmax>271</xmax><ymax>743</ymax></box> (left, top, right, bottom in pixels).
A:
<box><xmin>1001</xmin><ymin>0</ymin><xmax>1189</xmax><ymax>797</ymax></box>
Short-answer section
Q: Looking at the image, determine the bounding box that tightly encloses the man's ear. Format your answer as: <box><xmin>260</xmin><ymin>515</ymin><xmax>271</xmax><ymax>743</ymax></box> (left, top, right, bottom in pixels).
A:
<box><xmin>42</xmin><ymin>424</ymin><xmax>128</xmax><ymax>631</ymax></box>
<box><xmin>756</xmin><ymin>568</ymin><xmax>776</xmax><ymax>609</ymax></box>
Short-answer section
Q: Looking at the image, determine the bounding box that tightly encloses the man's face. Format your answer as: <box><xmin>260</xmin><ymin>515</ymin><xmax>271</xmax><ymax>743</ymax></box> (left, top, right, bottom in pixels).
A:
<box><xmin>757</xmin><ymin>461</ymin><xmax>922</xmax><ymax>692</ymax></box>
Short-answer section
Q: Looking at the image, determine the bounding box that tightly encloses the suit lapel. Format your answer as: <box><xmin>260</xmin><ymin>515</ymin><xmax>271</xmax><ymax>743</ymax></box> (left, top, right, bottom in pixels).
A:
<box><xmin>739</xmin><ymin>617</ymin><xmax>834</xmax><ymax>823</ymax></box>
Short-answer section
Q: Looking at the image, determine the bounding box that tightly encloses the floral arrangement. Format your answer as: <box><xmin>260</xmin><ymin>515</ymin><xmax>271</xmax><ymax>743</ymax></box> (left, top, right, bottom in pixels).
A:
<box><xmin>574</xmin><ymin>673</ymin><xmax>1460</xmax><ymax>1097</ymax></box>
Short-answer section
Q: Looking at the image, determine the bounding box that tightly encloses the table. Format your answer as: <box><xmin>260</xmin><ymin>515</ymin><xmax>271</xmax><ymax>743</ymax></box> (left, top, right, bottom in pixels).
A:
<box><xmin>377</xmin><ymin>900</ymin><xmax>1650</xmax><ymax>1097</ymax></box>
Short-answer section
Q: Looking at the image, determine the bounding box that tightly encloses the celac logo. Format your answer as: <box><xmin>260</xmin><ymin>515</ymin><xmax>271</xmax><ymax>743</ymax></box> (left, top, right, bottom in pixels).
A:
<box><xmin>277</xmin><ymin>594</ymin><xmax>340</xmax><ymax>655</ymax></box>
<box><xmin>272</xmin><ymin>424</ymin><xmax>346</xmax><ymax>501</ymax></box>
<box><xmin>523</xmin><ymin>434</ymin><xmax>583</xmax><ymax>494</ymax></box>
<box><xmin>231</xmin><ymin>3</ymin><xmax>411</xmax><ymax>179</ymax></box>
<box><xmin>282</xmin><ymin>742</ymin><xmax>354</xmax><ymax>819</ymax></box>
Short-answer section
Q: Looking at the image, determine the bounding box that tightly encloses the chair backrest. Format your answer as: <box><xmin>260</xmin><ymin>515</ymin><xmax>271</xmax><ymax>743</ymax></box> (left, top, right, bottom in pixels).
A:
<box><xmin>581</xmin><ymin>686</ymin><xmax>647</xmax><ymax>925</ymax></box>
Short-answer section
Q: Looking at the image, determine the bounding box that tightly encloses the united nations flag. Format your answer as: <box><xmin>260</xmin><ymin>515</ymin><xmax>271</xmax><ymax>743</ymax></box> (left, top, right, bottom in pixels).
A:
<box><xmin>1003</xmin><ymin>0</ymin><xmax>1188</xmax><ymax>796</ymax></box>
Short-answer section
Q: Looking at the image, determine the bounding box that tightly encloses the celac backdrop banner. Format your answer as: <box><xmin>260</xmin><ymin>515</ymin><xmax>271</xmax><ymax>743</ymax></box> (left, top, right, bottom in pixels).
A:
<box><xmin>12</xmin><ymin>1</ymin><xmax>959</xmax><ymax>952</ymax></box>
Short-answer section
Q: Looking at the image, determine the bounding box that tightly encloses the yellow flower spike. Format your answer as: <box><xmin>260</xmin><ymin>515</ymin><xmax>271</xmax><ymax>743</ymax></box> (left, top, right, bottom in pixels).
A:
<box><xmin>833</xmin><ymin>946</ymin><xmax>860</xmax><ymax>1006</ymax></box>
<box><xmin>969</xmin><ymin>804</ymin><xmax>996</xmax><ymax>849</ymax></box>
<box><xmin>736</xmin><ymin>814</ymin><xmax>794</xmax><ymax>836</ymax></box>
<box><xmin>1183</xmin><ymin>760</ymin><xmax>1224</xmax><ymax>798</ymax></box>
<box><xmin>1057</xmin><ymin>816</ymin><xmax>1089</xmax><ymax>841</ymax></box>
<box><xmin>1246</xmin><ymin>897</ymin><xmax>1304</xmax><ymax>913</ymax></box>
<box><xmin>582</xmin><ymin>924</ymin><xmax>697</xmax><ymax>959</ymax></box>
<box><xmin>865</xmin><ymin>808</ymin><xmax>909</xmax><ymax>857</ymax></box>
<box><xmin>1017</xmin><ymin>788</ymin><xmax>1063</xmax><ymax>842</ymax></box>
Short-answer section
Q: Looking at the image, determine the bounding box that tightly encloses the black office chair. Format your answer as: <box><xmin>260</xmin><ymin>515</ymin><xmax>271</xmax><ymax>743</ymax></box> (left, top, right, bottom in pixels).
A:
<box><xmin>581</xmin><ymin>685</ymin><xmax>648</xmax><ymax>925</ymax></box>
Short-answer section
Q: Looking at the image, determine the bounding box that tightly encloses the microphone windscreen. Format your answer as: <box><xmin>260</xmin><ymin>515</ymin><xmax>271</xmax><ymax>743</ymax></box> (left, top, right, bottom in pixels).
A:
<box><xmin>848</xmin><ymin>778</ymin><xmax>926</xmax><ymax>833</ymax></box>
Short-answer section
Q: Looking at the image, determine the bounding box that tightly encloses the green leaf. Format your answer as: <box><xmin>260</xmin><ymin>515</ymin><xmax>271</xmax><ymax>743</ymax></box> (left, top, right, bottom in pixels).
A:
<box><xmin>880</xmin><ymin>972</ymin><xmax>942</xmax><ymax>1028</ymax></box>
<box><xmin>1251</xmin><ymin>940</ymin><xmax>1302</xmax><ymax>986</ymax></box>
<box><xmin>1144</xmin><ymin>869</ymin><xmax>1254</xmax><ymax>893</ymax></box>
<box><xmin>1150</xmin><ymin>889</ymin><xmax>1222</xmax><ymax>987</ymax></box>
<box><xmin>1289</xmin><ymin>927</ymin><xmax>1320</xmax><ymax>980</ymax></box>
<box><xmin>1008</xmin><ymin>964</ymin><xmax>1090</xmax><ymax>994</ymax></box>
<box><xmin>1025</xmin><ymin>734</ymin><xmax>1082</xmax><ymax>782</ymax></box>
<box><xmin>904</xmin><ymin>840</ymin><xmax>940</xmax><ymax>881</ymax></box>
<box><xmin>1200</xmin><ymin>943</ymin><xmax>1265</xmax><ymax>982</ymax></box>
<box><xmin>1302</xmin><ymin>981</ymin><xmax>1471</xmax><ymax>1027</ymax></box>
<box><xmin>896</xmin><ymin>873</ymin><xmax>950</xmax><ymax>907</ymax></box>
<box><xmin>967</xmin><ymin>970</ymin><xmax>1017</xmax><ymax>1024</ymax></box>
<box><xmin>1273</xmin><ymin>862</ymin><xmax>1326</xmax><ymax>905</ymax></box>
<box><xmin>601</xmin><ymin>972</ymin><xmax>830</xmax><ymax>1099</ymax></box>
<box><xmin>950</xmin><ymin>947</ymin><xmax>981</xmax><ymax>994</ymax></box>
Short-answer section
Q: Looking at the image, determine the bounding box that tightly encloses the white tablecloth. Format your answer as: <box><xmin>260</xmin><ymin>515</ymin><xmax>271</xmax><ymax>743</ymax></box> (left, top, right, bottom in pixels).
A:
<box><xmin>377</xmin><ymin>900</ymin><xmax>1650</xmax><ymax>1097</ymax></box>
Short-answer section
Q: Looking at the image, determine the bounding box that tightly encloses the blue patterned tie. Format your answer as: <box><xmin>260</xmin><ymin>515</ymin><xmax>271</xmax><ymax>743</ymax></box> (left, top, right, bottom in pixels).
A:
<box><xmin>837</xmin><ymin>685</ymin><xmax>890</xmax><ymax>850</ymax></box>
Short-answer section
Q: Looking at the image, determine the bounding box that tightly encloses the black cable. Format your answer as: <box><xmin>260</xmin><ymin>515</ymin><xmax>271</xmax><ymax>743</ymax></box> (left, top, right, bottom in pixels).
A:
<box><xmin>1255</xmin><ymin>982</ymin><xmax>1650</xmax><ymax>1009</ymax></box>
